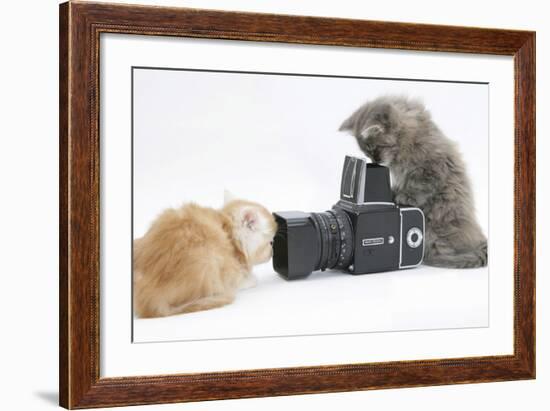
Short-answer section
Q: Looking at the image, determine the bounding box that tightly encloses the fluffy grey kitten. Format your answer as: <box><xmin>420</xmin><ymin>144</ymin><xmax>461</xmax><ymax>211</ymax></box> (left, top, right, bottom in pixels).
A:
<box><xmin>339</xmin><ymin>95</ymin><xmax>487</xmax><ymax>268</ymax></box>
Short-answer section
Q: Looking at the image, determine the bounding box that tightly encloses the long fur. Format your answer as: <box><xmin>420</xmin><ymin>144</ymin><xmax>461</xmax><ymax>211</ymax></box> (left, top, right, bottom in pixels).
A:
<box><xmin>339</xmin><ymin>95</ymin><xmax>487</xmax><ymax>269</ymax></box>
<box><xmin>133</xmin><ymin>197</ymin><xmax>277</xmax><ymax>318</ymax></box>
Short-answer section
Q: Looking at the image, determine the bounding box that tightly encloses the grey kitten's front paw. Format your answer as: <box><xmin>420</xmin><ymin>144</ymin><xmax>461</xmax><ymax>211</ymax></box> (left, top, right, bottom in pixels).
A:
<box><xmin>391</xmin><ymin>188</ymin><xmax>398</xmax><ymax>204</ymax></box>
<box><xmin>240</xmin><ymin>274</ymin><xmax>258</xmax><ymax>290</ymax></box>
<box><xmin>393</xmin><ymin>192</ymin><xmax>408</xmax><ymax>206</ymax></box>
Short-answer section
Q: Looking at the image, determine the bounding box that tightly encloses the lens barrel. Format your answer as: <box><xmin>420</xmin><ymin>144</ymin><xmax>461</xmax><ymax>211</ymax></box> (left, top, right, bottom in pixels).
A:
<box><xmin>310</xmin><ymin>209</ymin><xmax>354</xmax><ymax>271</ymax></box>
<box><xmin>272</xmin><ymin>208</ymin><xmax>354</xmax><ymax>280</ymax></box>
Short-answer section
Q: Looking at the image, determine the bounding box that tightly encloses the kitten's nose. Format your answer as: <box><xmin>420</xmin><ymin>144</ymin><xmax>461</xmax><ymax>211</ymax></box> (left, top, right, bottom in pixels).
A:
<box><xmin>369</xmin><ymin>149</ymin><xmax>381</xmax><ymax>163</ymax></box>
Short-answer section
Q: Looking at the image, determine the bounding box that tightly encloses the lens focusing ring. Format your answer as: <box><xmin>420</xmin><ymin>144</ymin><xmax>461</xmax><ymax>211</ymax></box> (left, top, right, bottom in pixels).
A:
<box><xmin>311</xmin><ymin>213</ymin><xmax>329</xmax><ymax>271</ymax></box>
<box><xmin>311</xmin><ymin>209</ymin><xmax>354</xmax><ymax>272</ymax></box>
<box><xmin>330</xmin><ymin>209</ymin><xmax>354</xmax><ymax>269</ymax></box>
<box><xmin>324</xmin><ymin>212</ymin><xmax>340</xmax><ymax>269</ymax></box>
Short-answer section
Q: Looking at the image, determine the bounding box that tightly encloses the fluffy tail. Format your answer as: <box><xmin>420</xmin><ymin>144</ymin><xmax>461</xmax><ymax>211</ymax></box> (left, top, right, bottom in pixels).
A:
<box><xmin>424</xmin><ymin>241</ymin><xmax>487</xmax><ymax>269</ymax></box>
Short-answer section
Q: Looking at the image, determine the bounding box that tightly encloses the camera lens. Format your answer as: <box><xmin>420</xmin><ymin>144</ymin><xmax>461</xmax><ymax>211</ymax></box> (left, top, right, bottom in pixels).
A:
<box><xmin>310</xmin><ymin>209</ymin><xmax>354</xmax><ymax>271</ymax></box>
<box><xmin>272</xmin><ymin>209</ymin><xmax>354</xmax><ymax>280</ymax></box>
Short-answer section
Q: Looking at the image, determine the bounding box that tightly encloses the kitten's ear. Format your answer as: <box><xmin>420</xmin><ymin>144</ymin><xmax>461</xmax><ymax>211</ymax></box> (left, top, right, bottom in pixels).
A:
<box><xmin>241</xmin><ymin>208</ymin><xmax>258</xmax><ymax>231</ymax></box>
<box><xmin>224</xmin><ymin>189</ymin><xmax>238</xmax><ymax>205</ymax></box>
<box><xmin>369</xmin><ymin>102</ymin><xmax>396</xmax><ymax>127</ymax></box>
<box><xmin>339</xmin><ymin>109</ymin><xmax>360</xmax><ymax>133</ymax></box>
<box><xmin>360</xmin><ymin>124</ymin><xmax>384</xmax><ymax>140</ymax></box>
<box><xmin>359</xmin><ymin>102</ymin><xmax>396</xmax><ymax>139</ymax></box>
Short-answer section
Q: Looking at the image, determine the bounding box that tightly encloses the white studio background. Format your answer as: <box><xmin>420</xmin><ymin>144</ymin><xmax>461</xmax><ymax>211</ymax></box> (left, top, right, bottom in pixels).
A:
<box><xmin>133</xmin><ymin>69</ymin><xmax>489</xmax><ymax>236</ymax></box>
<box><xmin>132</xmin><ymin>67</ymin><xmax>490</xmax><ymax>343</ymax></box>
<box><xmin>1</xmin><ymin>1</ymin><xmax>548</xmax><ymax>411</ymax></box>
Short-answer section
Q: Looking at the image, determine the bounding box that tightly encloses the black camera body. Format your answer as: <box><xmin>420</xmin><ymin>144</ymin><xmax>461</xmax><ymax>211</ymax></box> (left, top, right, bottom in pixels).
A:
<box><xmin>272</xmin><ymin>156</ymin><xmax>425</xmax><ymax>280</ymax></box>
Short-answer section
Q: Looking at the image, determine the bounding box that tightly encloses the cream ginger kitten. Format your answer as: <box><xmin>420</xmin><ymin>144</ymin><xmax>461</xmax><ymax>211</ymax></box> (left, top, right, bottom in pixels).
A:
<box><xmin>133</xmin><ymin>192</ymin><xmax>277</xmax><ymax>318</ymax></box>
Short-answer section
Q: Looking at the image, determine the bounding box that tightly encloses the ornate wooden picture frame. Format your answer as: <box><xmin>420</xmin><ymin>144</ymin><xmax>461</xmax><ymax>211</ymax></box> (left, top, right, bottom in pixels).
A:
<box><xmin>59</xmin><ymin>1</ymin><xmax>535</xmax><ymax>408</ymax></box>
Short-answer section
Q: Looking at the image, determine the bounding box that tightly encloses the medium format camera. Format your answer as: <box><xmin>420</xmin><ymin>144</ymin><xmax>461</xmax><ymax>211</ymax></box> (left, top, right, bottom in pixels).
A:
<box><xmin>272</xmin><ymin>156</ymin><xmax>425</xmax><ymax>280</ymax></box>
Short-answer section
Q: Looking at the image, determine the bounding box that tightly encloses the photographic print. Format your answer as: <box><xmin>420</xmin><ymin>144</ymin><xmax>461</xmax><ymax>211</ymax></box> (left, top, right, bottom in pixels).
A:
<box><xmin>131</xmin><ymin>67</ymin><xmax>489</xmax><ymax>343</ymax></box>
<box><xmin>60</xmin><ymin>2</ymin><xmax>535</xmax><ymax>407</ymax></box>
